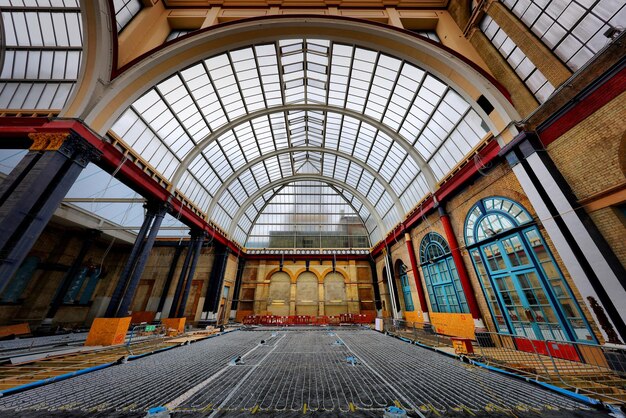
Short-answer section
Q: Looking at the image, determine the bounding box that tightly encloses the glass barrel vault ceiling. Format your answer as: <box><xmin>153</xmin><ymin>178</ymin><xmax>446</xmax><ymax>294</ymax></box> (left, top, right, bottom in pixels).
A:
<box><xmin>111</xmin><ymin>38</ymin><xmax>491</xmax><ymax>247</ymax></box>
<box><xmin>244</xmin><ymin>181</ymin><xmax>371</xmax><ymax>249</ymax></box>
<box><xmin>0</xmin><ymin>0</ymin><xmax>82</xmax><ymax>110</ymax></box>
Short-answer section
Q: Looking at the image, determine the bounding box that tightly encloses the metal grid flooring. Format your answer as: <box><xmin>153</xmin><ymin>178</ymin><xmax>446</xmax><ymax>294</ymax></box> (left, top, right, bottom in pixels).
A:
<box><xmin>0</xmin><ymin>333</ymin><xmax>88</xmax><ymax>352</ymax></box>
<box><xmin>0</xmin><ymin>328</ymin><xmax>609</xmax><ymax>417</ymax></box>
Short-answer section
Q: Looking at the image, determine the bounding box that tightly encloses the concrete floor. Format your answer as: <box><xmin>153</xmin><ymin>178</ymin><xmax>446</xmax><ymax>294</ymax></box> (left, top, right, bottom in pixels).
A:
<box><xmin>0</xmin><ymin>327</ymin><xmax>610</xmax><ymax>417</ymax></box>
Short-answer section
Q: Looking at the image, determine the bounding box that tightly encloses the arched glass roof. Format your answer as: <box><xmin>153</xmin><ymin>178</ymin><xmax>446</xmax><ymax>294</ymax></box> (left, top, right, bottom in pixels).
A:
<box><xmin>0</xmin><ymin>0</ymin><xmax>82</xmax><ymax>110</ymax></box>
<box><xmin>111</xmin><ymin>38</ymin><xmax>491</xmax><ymax>246</ymax></box>
<box><xmin>243</xmin><ymin>181</ymin><xmax>371</xmax><ymax>249</ymax></box>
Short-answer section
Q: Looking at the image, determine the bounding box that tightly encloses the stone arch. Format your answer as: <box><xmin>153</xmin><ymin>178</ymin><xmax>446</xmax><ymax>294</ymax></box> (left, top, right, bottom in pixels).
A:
<box><xmin>394</xmin><ymin>259</ymin><xmax>414</xmax><ymax>315</ymax></box>
<box><xmin>264</xmin><ymin>267</ymin><xmax>294</xmax><ymax>283</ymax></box>
<box><xmin>267</xmin><ymin>271</ymin><xmax>291</xmax><ymax>316</ymax></box>
<box><xmin>324</xmin><ymin>271</ymin><xmax>348</xmax><ymax>316</ymax></box>
<box><xmin>293</xmin><ymin>267</ymin><xmax>322</xmax><ymax>284</ymax></box>
<box><xmin>321</xmin><ymin>267</ymin><xmax>350</xmax><ymax>284</ymax></box>
<box><xmin>295</xmin><ymin>271</ymin><xmax>319</xmax><ymax>316</ymax></box>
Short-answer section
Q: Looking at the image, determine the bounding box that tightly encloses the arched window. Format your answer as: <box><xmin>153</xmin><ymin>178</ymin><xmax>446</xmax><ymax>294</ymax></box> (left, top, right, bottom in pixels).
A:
<box><xmin>464</xmin><ymin>197</ymin><xmax>595</xmax><ymax>343</ymax></box>
<box><xmin>396</xmin><ymin>262</ymin><xmax>414</xmax><ymax>312</ymax></box>
<box><xmin>419</xmin><ymin>233</ymin><xmax>469</xmax><ymax>314</ymax></box>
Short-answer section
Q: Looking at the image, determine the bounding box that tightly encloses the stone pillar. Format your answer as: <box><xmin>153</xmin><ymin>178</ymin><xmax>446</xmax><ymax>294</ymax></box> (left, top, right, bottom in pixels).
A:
<box><xmin>438</xmin><ymin>206</ymin><xmax>485</xmax><ymax>328</ymax></box>
<box><xmin>177</xmin><ymin>231</ymin><xmax>206</xmax><ymax>318</ymax></box>
<box><xmin>347</xmin><ymin>261</ymin><xmax>360</xmax><ymax>314</ymax></box>
<box><xmin>289</xmin><ymin>280</ymin><xmax>296</xmax><ymax>316</ymax></box>
<box><xmin>405</xmin><ymin>233</ymin><xmax>430</xmax><ymax>323</ymax></box>
<box><xmin>105</xmin><ymin>207</ymin><xmax>155</xmax><ymax>317</ymax></box>
<box><xmin>115</xmin><ymin>202</ymin><xmax>168</xmax><ymax>317</ymax></box>
<box><xmin>318</xmin><ymin>280</ymin><xmax>324</xmax><ymax>316</ymax></box>
<box><xmin>0</xmin><ymin>131</ymin><xmax>101</xmax><ymax>288</ymax></box>
<box><xmin>155</xmin><ymin>244</ymin><xmax>183</xmax><ymax>320</ymax></box>
<box><xmin>505</xmin><ymin>132</ymin><xmax>626</xmax><ymax>343</ymax></box>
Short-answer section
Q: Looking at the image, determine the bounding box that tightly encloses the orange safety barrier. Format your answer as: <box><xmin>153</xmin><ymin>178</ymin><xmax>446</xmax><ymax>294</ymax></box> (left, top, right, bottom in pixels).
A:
<box><xmin>241</xmin><ymin>313</ymin><xmax>376</xmax><ymax>326</ymax></box>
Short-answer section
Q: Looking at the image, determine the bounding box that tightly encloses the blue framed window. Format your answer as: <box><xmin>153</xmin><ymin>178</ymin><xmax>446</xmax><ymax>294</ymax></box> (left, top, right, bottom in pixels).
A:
<box><xmin>1</xmin><ymin>256</ymin><xmax>39</xmax><ymax>303</ymax></box>
<box><xmin>397</xmin><ymin>263</ymin><xmax>415</xmax><ymax>312</ymax></box>
<box><xmin>63</xmin><ymin>266</ymin><xmax>101</xmax><ymax>305</ymax></box>
<box><xmin>419</xmin><ymin>232</ymin><xmax>469</xmax><ymax>314</ymax></box>
<box><xmin>465</xmin><ymin>196</ymin><xmax>595</xmax><ymax>343</ymax></box>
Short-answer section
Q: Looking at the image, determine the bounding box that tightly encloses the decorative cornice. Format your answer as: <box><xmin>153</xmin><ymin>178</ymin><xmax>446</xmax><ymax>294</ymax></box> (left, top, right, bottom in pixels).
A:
<box><xmin>28</xmin><ymin>130</ymin><xmax>103</xmax><ymax>167</ymax></box>
<box><xmin>28</xmin><ymin>132</ymin><xmax>70</xmax><ymax>151</ymax></box>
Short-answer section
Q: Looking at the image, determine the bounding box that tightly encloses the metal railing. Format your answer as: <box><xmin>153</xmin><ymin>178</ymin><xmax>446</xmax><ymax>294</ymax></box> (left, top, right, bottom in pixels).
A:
<box><xmin>473</xmin><ymin>332</ymin><xmax>552</xmax><ymax>380</ymax></box>
<box><xmin>381</xmin><ymin>321</ymin><xmax>626</xmax><ymax>405</ymax></box>
<box><xmin>472</xmin><ymin>332</ymin><xmax>626</xmax><ymax>405</ymax></box>
<box><xmin>125</xmin><ymin>324</ymin><xmax>166</xmax><ymax>354</ymax></box>
<box><xmin>382</xmin><ymin>318</ymin><xmax>453</xmax><ymax>348</ymax></box>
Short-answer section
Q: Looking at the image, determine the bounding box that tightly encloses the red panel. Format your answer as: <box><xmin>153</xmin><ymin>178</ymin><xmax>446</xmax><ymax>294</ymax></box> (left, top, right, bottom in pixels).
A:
<box><xmin>539</xmin><ymin>66</ymin><xmax>626</xmax><ymax>146</ymax></box>
<box><xmin>513</xmin><ymin>337</ymin><xmax>581</xmax><ymax>362</ymax></box>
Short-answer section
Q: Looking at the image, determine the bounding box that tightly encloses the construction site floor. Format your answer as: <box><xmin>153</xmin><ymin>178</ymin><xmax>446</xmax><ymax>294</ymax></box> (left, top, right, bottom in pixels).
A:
<box><xmin>0</xmin><ymin>327</ymin><xmax>612</xmax><ymax>417</ymax></box>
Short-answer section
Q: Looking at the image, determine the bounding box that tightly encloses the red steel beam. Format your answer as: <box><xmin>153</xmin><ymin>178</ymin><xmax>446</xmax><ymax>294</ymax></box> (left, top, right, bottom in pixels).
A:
<box><xmin>1</xmin><ymin>118</ymin><xmax>503</xmax><ymax>259</ymax></box>
<box><xmin>244</xmin><ymin>253</ymin><xmax>371</xmax><ymax>261</ymax></box>
<box><xmin>0</xmin><ymin>118</ymin><xmax>238</xmax><ymax>252</ymax></box>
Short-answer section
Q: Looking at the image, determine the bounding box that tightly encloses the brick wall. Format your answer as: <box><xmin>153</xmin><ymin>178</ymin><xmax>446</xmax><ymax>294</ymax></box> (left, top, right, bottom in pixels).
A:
<box><xmin>379</xmin><ymin>160</ymin><xmax>602</xmax><ymax>340</ymax></box>
<box><xmin>486</xmin><ymin>2</ymin><xmax>571</xmax><ymax>88</ymax></box>
<box><xmin>547</xmin><ymin>91</ymin><xmax>626</xmax><ymax>270</ymax></box>
<box><xmin>468</xmin><ymin>30</ymin><xmax>538</xmax><ymax>118</ymax></box>
<box><xmin>235</xmin><ymin>259</ymin><xmax>374</xmax><ymax>318</ymax></box>
<box><xmin>447</xmin><ymin>0</ymin><xmax>470</xmax><ymax>30</ymax></box>
<box><xmin>0</xmin><ymin>224</ymin><xmax>129</xmax><ymax>327</ymax></box>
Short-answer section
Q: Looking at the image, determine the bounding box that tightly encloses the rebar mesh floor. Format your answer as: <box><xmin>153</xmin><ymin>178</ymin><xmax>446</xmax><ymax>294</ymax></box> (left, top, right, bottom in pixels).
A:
<box><xmin>0</xmin><ymin>333</ymin><xmax>88</xmax><ymax>352</ymax></box>
<box><xmin>0</xmin><ymin>328</ymin><xmax>609</xmax><ymax>417</ymax></box>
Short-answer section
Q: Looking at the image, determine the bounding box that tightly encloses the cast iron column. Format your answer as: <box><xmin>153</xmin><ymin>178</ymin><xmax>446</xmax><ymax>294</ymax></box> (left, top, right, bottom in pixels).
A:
<box><xmin>176</xmin><ymin>231</ymin><xmax>206</xmax><ymax>318</ymax></box>
<box><xmin>155</xmin><ymin>244</ymin><xmax>183</xmax><ymax>320</ymax></box>
<box><xmin>230</xmin><ymin>257</ymin><xmax>245</xmax><ymax>311</ymax></box>
<box><xmin>201</xmin><ymin>243</ymin><xmax>229</xmax><ymax>320</ymax></box>
<box><xmin>368</xmin><ymin>259</ymin><xmax>382</xmax><ymax>312</ymax></box>
<box><xmin>168</xmin><ymin>236</ymin><xmax>196</xmax><ymax>318</ymax></box>
<box><xmin>0</xmin><ymin>132</ymin><xmax>101</xmax><ymax>289</ymax></box>
<box><xmin>115</xmin><ymin>202</ymin><xmax>168</xmax><ymax>317</ymax></box>
<box><xmin>105</xmin><ymin>207</ymin><xmax>155</xmax><ymax>317</ymax></box>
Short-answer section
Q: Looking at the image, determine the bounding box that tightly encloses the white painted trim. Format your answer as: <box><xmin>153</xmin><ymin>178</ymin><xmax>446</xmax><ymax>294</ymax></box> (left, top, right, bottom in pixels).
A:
<box><xmin>527</xmin><ymin>153</ymin><xmax>626</xmax><ymax>318</ymax></box>
<box><xmin>512</xmin><ymin>164</ymin><xmax>615</xmax><ymax>342</ymax></box>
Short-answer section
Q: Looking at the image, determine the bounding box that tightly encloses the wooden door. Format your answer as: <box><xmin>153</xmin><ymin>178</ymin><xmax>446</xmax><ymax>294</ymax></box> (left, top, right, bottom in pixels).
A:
<box><xmin>183</xmin><ymin>280</ymin><xmax>203</xmax><ymax>321</ymax></box>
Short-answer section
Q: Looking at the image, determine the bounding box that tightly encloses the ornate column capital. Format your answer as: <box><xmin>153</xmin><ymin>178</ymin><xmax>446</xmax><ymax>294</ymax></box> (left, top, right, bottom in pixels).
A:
<box><xmin>190</xmin><ymin>229</ymin><xmax>208</xmax><ymax>240</ymax></box>
<box><xmin>28</xmin><ymin>130</ymin><xmax>102</xmax><ymax>167</ymax></box>
<box><xmin>144</xmin><ymin>200</ymin><xmax>171</xmax><ymax>215</ymax></box>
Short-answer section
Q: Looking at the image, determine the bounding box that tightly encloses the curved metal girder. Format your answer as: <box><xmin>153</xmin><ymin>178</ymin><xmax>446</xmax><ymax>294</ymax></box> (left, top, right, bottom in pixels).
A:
<box><xmin>61</xmin><ymin>1</ymin><xmax>115</xmax><ymax>119</ymax></box>
<box><xmin>227</xmin><ymin>174</ymin><xmax>386</xmax><ymax>239</ymax></box>
<box><xmin>240</xmin><ymin>183</ymin><xmax>373</xmax><ymax>248</ymax></box>
<box><xmin>169</xmin><ymin>104</ymin><xmax>437</xmax><ymax>193</ymax></box>
<box><xmin>207</xmin><ymin>146</ymin><xmax>407</xmax><ymax>222</ymax></box>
